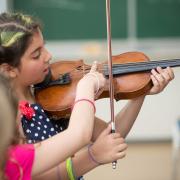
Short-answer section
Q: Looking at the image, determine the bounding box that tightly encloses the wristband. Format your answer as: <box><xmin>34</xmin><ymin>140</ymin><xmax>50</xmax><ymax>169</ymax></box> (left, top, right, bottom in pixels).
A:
<box><xmin>72</xmin><ymin>99</ymin><xmax>96</xmax><ymax>113</ymax></box>
<box><xmin>88</xmin><ymin>144</ymin><xmax>102</xmax><ymax>165</ymax></box>
<box><xmin>66</xmin><ymin>157</ymin><xmax>76</xmax><ymax>180</ymax></box>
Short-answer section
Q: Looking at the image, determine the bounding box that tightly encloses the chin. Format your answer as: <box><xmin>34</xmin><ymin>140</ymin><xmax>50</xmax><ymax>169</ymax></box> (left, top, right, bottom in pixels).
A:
<box><xmin>34</xmin><ymin>76</ymin><xmax>46</xmax><ymax>85</ymax></box>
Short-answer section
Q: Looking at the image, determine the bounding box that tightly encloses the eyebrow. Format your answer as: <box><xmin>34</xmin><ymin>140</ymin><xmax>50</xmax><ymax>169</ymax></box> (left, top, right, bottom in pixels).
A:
<box><xmin>30</xmin><ymin>47</ymin><xmax>41</xmax><ymax>55</ymax></box>
<box><xmin>30</xmin><ymin>41</ymin><xmax>45</xmax><ymax>55</ymax></box>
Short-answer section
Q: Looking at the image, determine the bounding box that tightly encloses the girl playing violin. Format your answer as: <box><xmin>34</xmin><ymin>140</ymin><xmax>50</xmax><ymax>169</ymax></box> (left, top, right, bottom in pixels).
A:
<box><xmin>0</xmin><ymin>12</ymin><xmax>174</xmax><ymax>180</ymax></box>
<box><xmin>0</xmin><ymin>72</ymin><xmax>126</xmax><ymax>180</ymax></box>
<box><xmin>0</xmin><ymin>12</ymin><xmax>126</xmax><ymax>180</ymax></box>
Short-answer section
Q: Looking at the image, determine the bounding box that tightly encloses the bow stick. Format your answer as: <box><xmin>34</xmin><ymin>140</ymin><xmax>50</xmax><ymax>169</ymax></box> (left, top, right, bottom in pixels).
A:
<box><xmin>106</xmin><ymin>0</ymin><xmax>117</xmax><ymax>169</ymax></box>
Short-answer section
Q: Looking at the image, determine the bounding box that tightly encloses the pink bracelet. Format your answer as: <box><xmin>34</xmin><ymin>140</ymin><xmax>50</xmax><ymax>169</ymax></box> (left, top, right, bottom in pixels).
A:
<box><xmin>88</xmin><ymin>144</ymin><xmax>102</xmax><ymax>165</ymax></box>
<box><xmin>72</xmin><ymin>99</ymin><xmax>96</xmax><ymax>113</ymax></box>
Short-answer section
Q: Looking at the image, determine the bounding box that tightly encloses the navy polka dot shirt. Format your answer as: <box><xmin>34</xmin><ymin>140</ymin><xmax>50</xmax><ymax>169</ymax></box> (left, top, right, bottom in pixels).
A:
<box><xmin>21</xmin><ymin>103</ymin><xmax>84</xmax><ymax>180</ymax></box>
<box><xmin>21</xmin><ymin>103</ymin><xmax>69</xmax><ymax>143</ymax></box>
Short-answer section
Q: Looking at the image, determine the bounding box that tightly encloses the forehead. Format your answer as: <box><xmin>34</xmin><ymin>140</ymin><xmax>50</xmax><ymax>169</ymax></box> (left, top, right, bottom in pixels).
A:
<box><xmin>24</xmin><ymin>29</ymin><xmax>44</xmax><ymax>55</ymax></box>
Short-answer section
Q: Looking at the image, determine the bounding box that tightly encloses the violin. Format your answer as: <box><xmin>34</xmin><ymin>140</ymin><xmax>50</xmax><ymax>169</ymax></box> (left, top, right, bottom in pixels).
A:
<box><xmin>34</xmin><ymin>51</ymin><xmax>180</xmax><ymax>119</ymax></box>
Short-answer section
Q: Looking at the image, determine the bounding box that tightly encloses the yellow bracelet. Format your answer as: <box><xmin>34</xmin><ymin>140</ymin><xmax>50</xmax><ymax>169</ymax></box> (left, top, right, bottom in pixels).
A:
<box><xmin>66</xmin><ymin>158</ymin><xmax>76</xmax><ymax>180</ymax></box>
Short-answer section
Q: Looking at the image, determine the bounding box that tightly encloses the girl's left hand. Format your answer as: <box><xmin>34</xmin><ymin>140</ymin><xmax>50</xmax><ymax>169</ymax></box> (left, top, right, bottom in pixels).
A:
<box><xmin>148</xmin><ymin>67</ymin><xmax>174</xmax><ymax>95</ymax></box>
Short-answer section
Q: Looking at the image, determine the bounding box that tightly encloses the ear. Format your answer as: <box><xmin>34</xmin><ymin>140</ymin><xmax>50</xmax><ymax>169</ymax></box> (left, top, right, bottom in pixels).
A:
<box><xmin>0</xmin><ymin>63</ymin><xmax>18</xmax><ymax>78</ymax></box>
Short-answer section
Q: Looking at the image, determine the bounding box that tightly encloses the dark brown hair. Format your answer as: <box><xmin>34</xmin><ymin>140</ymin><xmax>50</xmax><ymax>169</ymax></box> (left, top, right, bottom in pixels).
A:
<box><xmin>0</xmin><ymin>12</ymin><xmax>41</xmax><ymax>67</ymax></box>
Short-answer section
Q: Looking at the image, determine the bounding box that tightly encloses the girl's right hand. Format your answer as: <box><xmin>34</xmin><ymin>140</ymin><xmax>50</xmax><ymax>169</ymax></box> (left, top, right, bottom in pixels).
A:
<box><xmin>78</xmin><ymin>61</ymin><xmax>106</xmax><ymax>94</ymax></box>
<box><xmin>89</xmin><ymin>124</ymin><xmax>128</xmax><ymax>164</ymax></box>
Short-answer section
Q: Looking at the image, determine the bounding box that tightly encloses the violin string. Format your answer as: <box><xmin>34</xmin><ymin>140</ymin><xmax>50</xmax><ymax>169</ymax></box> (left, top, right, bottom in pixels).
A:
<box><xmin>64</xmin><ymin>59</ymin><xmax>180</xmax><ymax>78</ymax></box>
<box><xmin>71</xmin><ymin>59</ymin><xmax>180</xmax><ymax>72</ymax></box>
<box><xmin>121</xmin><ymin>60</ymin><xmax>180</xmax><ymax>73</ymax></box>
<box><xmin>104</xmin><ymin>59</ymin><xmax>180</xmax><ymax>75</ymax></box>
<box><xmin>68</xmin><ymin>62</ymin><xmax>164</xmax><ymax>77</ymax></box>
<box><xmin>67</xmin><ymin>61</ymin><xmax>165</xmax><ymax>76</ymax></box>
<box><xmin>111</xmin><ymin>59</ymin><xmax>180</xmax><ymax>68</ymax></box>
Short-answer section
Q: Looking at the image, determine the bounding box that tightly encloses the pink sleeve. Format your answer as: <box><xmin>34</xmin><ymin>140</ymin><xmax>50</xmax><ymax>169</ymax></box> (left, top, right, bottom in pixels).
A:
<box><xmin>5</xmin><ymin>144</ymin><xmax>35</xmax><ymax>180</ymax></box>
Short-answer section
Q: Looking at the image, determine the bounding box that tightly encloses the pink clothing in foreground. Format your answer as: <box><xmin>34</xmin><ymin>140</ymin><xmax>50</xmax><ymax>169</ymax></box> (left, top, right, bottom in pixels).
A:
<box><xmin>5</xmin><ymin>144</ymin><xmax>35</xmax><ymax>180</ymax></box>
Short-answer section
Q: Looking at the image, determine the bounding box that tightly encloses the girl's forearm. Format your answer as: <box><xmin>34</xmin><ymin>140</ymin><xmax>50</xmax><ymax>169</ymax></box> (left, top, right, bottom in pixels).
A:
<box><xmin>115</xmin><ymin>95</ymin><xmax>145</xmax><ymax>138</ymax></box>
<box><xmin>52</xmin><ymin>148</ymin><xmax>98</xmax><ymax>180</ymax></box>
<box><xmin>71</xmin><ymin>148</ymin><xmax>98</xmax><ymax>177</ymax></box>
<box><xmin>32</xmin><ymin>81</ymin><xmax>96</xmax><ymax>176</ymax></box>
<box><xmin>68</xmin><ymin>80</ymin><xmax>95</xmax><ymax>141</ymax></box>
<box><xmin>33</xmin><ymin>148</ymin><xmax>98</xmax><ymax>180</ymax></box>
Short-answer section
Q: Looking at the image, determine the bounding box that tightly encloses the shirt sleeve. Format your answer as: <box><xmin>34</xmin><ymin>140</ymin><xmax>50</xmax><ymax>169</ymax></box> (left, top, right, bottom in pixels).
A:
<box><xmin>5</xmin><ymin>144</ymin><xmax>35</xmax><ymax>180</ymax></box>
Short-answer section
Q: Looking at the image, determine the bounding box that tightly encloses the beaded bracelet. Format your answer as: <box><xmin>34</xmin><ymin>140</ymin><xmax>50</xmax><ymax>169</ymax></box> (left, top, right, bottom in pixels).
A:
<box><xmin>66</xmin><ymin>157</ymin><xmax>76</xmax><ymax>180</ymax></box>
<box><xmin>88</xmin><ymin>144</ymin><xmax>102</xmax><ymax>165</ymax></box>
<box><xmin>72</xmin><ymin>99</ymin><xmax>96</xmax><ymax>113</ymax></box>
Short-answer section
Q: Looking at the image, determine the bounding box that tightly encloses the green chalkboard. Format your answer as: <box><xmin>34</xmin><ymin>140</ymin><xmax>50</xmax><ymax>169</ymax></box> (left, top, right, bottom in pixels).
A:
<box><xmin>13</xmin><ymin>0</ymin><xmax>127</xmax><ymax>40</ymax></box>
<box><xmin>137</xmin><ymin>0</ymin><xmax>180</xmax><ymax>38</ymax></box>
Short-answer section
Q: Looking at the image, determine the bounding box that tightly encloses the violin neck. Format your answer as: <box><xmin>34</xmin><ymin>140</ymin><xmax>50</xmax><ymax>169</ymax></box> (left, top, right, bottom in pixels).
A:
<box><xmin>104</xmin><ymin>59</ymin><xmax>180</xmax><ymax>76</ymax></box>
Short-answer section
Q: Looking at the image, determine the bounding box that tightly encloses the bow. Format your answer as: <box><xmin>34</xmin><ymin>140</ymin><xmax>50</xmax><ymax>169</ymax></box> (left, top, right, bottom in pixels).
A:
<box><xmin>106</xmin><ymin>0</ymin><xmax>117</xmax><ymax>169</ymax></box>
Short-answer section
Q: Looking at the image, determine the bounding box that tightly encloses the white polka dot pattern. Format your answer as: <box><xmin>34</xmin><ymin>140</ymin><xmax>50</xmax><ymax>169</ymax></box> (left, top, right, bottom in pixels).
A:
<box><xmin>21</xmin><ymin>103</ymin><xmax>69</xmax><ymax>144</ymax></box>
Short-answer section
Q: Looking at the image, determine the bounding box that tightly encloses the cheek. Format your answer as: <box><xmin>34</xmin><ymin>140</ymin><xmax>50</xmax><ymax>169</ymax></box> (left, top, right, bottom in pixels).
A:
<box><xmin>25</xmin><ymin>65</ymin><xmax>39</xmax><ymax>76</ymax></box>
<box><xmin>22</xmin><ymin>64</ymin><xmax>44</xmax><ymax>83</ymax></box>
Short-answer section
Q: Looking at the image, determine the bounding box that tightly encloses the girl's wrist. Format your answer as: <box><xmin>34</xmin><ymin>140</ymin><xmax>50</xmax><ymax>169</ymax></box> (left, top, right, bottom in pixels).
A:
<box><xmin>79</xmin><ymin>74</ymin><xmax>99</xmax><ymax>93</ymax></box>
<box><xmin>76</xmin><ymin>80</ymin><xmax>95</xmax><ymax>100</ymax></box>
<box><xmin>77</xmin><ymin>79</ymin><xmax>95</xmax><ymax>91</ymax></box>
<box><xmin>72</xmin><ymin>99</ymin><xmax>96</xmax><ymax>113</ymax></box>
<box><xmin>87</xmin><ymin>144</ymin><xmax>102</xmax><ymax>166</ymax></box>
<box><xmin>132</xmin><ymin>94</ymin><xmax>146</xmax><ymax>101</ymax></box>
<box><xmin>84</xmin><ymin>73</ymin><xmax>100</xmax><ymax>94</ymax></box>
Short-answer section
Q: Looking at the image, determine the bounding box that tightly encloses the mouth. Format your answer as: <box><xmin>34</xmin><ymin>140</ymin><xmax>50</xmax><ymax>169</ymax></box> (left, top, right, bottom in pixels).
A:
<box><xmin>43</xmin><ymin>67</ymin><xmax>49</xmax><ymax>73</ymax></box>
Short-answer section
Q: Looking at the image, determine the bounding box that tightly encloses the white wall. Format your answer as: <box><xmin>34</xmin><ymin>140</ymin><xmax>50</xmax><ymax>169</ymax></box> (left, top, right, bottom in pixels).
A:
<box><xmin>95</xmin><ymin>68</ymin><xmax>180</xmax><ymax>141</ymax></box>
<box><xmin>47</xmin><ymin>39</ymin><xmax>180</xmax><ymax>141</ymax></box>
<box><xmin>0</xmin><ymin>0</ymin><xmax>8</xmax><ymax>13</ymax></box>
<box><xmin>3</xmin><ymin>0</ymin><xmax>180</xmax><ymax>141</ymax></box>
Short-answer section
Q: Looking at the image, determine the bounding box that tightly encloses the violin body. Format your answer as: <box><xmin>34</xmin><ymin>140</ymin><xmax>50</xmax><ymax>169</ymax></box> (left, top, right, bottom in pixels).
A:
<box><xmin>35</xmin><ymin>52</ymin><xmax>152</xmax><ymax>118</ymax></box>
<box><xmin>35</xmin><ymin>60</ymin><xmax>84</xmax><ymax>118</ymax></box>
<box><xmin>99</xmin><ymin>52</ymin><xmax>152</xmax><ymax>100</ymax></box>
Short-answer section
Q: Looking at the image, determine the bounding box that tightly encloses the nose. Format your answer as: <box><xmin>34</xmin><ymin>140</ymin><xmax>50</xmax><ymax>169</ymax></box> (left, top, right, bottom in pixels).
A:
<box><xmin>44</xmin><ymin>48</ymin><xmax>52</xmax><ymax>63</ymax></box>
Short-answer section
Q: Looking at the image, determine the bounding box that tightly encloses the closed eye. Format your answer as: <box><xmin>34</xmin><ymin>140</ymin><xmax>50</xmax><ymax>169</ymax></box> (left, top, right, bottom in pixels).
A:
<box><xmin>32</xmin><ymin>49</ymin><xmax>41</xmax><ymax>59</ymax></box>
